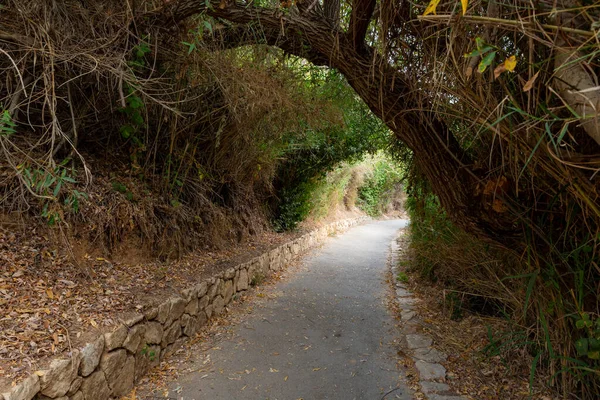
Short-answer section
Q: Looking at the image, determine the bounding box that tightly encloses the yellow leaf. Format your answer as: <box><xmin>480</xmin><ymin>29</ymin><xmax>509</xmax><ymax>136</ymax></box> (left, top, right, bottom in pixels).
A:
<box><xmin>90</xmin><ymin>319</ymin><xmax>98</xmax><ymax>328</ymax></box>
<box><xmin>461</xmin><ymin>0</ymin><xmax>468</xmax><ymax>15</ymax></box>
<box><xmin>423</xmin><ymin>0</ymin><xmax>441</xmax><ymax>16</ymax></box>
<box><xmin>504</xmin><ymin>55</ymin><xmax>517</xmax><ymax>71</ymax></box>
<box><xmin>46</xmin><ymin>288</ymin><xmax>54</xmax><ymax>300</ymax></box>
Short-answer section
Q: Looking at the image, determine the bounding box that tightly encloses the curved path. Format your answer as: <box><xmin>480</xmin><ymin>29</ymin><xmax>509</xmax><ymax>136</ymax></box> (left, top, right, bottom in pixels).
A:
<box><xmin>171</xmin><ymin>220</ymin><xmax>412</xmax><ymax>400</ymax></box>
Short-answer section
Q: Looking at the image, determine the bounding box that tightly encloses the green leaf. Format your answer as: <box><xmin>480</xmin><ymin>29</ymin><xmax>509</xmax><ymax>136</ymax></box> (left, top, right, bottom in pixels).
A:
<box><xmin>478</xmin><ymin>51</ymin><xmax>497</xmax><ymax>73</ymax></box>
<box><xmin>464</xmin><ymin>45</ymin><xmax>494</xmax><ymax>59</ymax></box>
<box><xmin>576</xmin><ymin>319</ymin><xmax>586</xmax><ymax>329</ymax></box>
<box><xmin>588</xmin><ymin>351</ymin><xmax>600</xmax><ymax>360</ymax></box>
<box><xmin>575</xmin><ymin>338</ymin><xmax>589</xmax><ymax>356</ymax></box>
<box><xmin>203</xmin><ymin>20</ymin><xmax>213</xmax><ymax>34</ymax></box>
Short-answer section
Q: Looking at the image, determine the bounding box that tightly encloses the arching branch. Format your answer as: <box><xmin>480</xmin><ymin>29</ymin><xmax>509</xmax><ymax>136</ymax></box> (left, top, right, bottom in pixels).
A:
<box><xmin>348</xmin><ymin>0</ymin><xmax>377</xmax><ymax>50</ymax></box>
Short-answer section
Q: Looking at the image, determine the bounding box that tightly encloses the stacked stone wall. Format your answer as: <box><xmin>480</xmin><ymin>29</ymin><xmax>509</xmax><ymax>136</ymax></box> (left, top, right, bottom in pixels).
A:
<box><xmin>1</xmin><ymin>217</ymin><xmax>367</xmax><ymax>400</ymax></box>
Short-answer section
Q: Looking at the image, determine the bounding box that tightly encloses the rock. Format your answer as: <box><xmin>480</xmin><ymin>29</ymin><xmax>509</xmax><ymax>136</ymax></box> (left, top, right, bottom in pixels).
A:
<box><xmin>212</xmin><ymin>295</ymin><xmax>225</xmax><ymax>316</ymax></box>
<box><xmin>401</xmin><ymin>310</ymin><xmax>416</xmax><ymax>322</ymax></box>
<box><xmin>165</xmin><ymin>297</ymin><xmax>187</xmax><ymax>326</ymax></box>
<box><xmin>123</xmin><ymin>324</ymin><xmax>145</xmax><ymax>353</ymax></box>
<box><xmin>70</xmin><ymin>391</ymin><xmax>83</xmax><ymax>400</ymax></box>
<box><xmin>99</xmin><ymin>349</ymin><xmax>127</xmax><ymax>390</ymax></box>
<box><xmin>405</xmin><ymin>334</ymin><xmax>433</xmax><ymax>350</ymax></box>
<box><xmin>79</xmin><ymin>336</ymin><xmax>104</xmax><ymax>377</ymax></box>
<box><xmin>108</xmin><ymin>356</ymin><xmax>134</xmax><ymax>397</ymax></box>
<box><xmin>144</xmin><ymin>322</ymin><xmax>163</xmax><ymax>344</ymax></box>
<box><xmin>396</xmin><ymin>288</ymin><xmax>411</xmax><ymax>297</ymax></box>
<box><xmin>184</xmin><ymin>298</ymin><xmax>199</xmax><ymax>315</ymax></box>
<box><xmin>2</xmin><ymin>374</ymin><xmax>40</xmax><ymax>400</ymax></box>
<box><xmin>197</xmin><ymin>311</ymin><xmax>208</xmax><ymax>329</ymax></box>
<box><xmin>207</xmin><ymin>281</ymin><xmax>219</xmax><ymax>300</ymax></box>
<box><xmin>161</xmin><ymin>321</ymin><xmax>181</xmax><ymax>347</ymax></box>
<box><xmin>222</xmin><ymin>280</ymin><xmax>234</xmax><ymax>304</ymax></box>
<box><xmin>204</xmin><ymin>304</ymin><xmax>213</xmax><ymax>319</ymax></box>
<box><xmin>224</xmin><ymin>267</ymin><xmax>236</xmax><ymax>280</ymax></box>
<box><xmin>420</xmin><ymin>381</ymin><xmax>450</xmax><ymax>394</ymax></box>
<box><xmin>397</xmin><ymin>297</ymin><xmax>418</xmax><ymax>306</ymax></box>
<box><xmin>144</xmin><ymin>307</ymin><xmax>158</xmax><ymax>320</ymax></box>
<box><xmin>79</xmin><ymin>371</ymin><xmax>110</xmax><ymax>400</ymax></box>
<box><xmin>180</xmin><ymin>287</ymin><xmax>196</xmax><ymax>301</ymax></box>
<box><xmin>40</xmin><ymin>352</ymin><xmax>80</xmax><ymax>398</ymax></box>
<box><xmin>198</xmin><ymin>295</ymin><xmax>209</xmax><ymax>311</ymax></box>
<box><xmin>195</xmin><ymin>282</ymin><xmax>208</xmax><ymax>298</ymax></box>
<box><xmin>415</xmin><ymin>360</ymin><xmax>446</xmax><ymax>381</ymax></box>
<box><xmin>67</xmin><ymin>377</ymin><xmax>82</xmax><ymax>396</ymax></box>
<box><xmin>413</xmin><ymin>347</ymin><xmax>447</xmax><ymax>363</ymax></box>
<box><xmin>156</xmin><ymin>301</ymin><xmax>170</xmax><ymax>324</ymax></box>
<box><xmin>237</xmin><ymin>269</ymin><xmax>249</xmax><ymax>291</ymax></box>
<box><xmin>181</xmin><ymin>314</ymin><xmax>199</xmax><ymax>337</ymax></box>
<box><xmin>134</xmin><ymin>345</ymin><xmax>160</xmax><ymax>381</ymax></box>
<box><xmin>120</xmin><ymin>312</ymin><xmax>143</xmax><ymax>327</ymax></box>
<box><xmin>104</xmin><ymin>324</ymin><xmax>127</xmax><ymax>351</ymax></box>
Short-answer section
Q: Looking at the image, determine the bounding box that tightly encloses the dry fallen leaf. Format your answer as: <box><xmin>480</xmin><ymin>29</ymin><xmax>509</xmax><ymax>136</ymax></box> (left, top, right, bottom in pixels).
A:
<box><xmin>46</xmin><ymin>288</ymin><xmax>54</xmax><ymax>300</ymax></box>
<box><xmin>423</xmin><ymin>0</ymin><xmax>441</xmax><ymax>16</ymax></box>
<box><xmin>493</xmin><ymin>55</ymin><xmax>517</xmax><ymax>79</ymax></box>
<box><xmin>523</xmin><ymin>71</ymin><xmax>540</xmax><ymax>92</ymax></box>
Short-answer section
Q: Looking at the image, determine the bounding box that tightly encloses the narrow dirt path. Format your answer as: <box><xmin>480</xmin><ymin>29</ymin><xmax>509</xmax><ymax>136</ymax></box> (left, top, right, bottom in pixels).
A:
<box><xmin>163</xmin><ymin>220</ymin><xmax>412</xmax><ymax>400</ymax></box>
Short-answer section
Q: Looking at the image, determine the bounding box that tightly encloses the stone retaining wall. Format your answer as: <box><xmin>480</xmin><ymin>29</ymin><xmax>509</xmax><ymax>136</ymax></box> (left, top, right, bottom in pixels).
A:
<box><xmin>1</xmin><ymin>217</ymin><xmax>368</xmax><ymax>400</ymax></box>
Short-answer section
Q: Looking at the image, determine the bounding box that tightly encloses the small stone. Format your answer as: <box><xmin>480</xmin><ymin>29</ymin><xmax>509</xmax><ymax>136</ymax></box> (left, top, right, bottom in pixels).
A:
<box><xmin>161</xmin><ymin>321</ymin><xmax>181</xmax><ymax>347</ymax></box>
<box><xmin>123</xmin><ymin>324</ymin><xmax>145</xmax><ymax>353</ymax></box>
<box><xmin>197</xmin><ymin>311</ymin><xmax>208</xmax><ymax>329</ymax></box>
<box><xmin>156</xmin><ymin>301</ymin><xmax>170</xmax><ymax>324</ymax></box>
<box><xmin>180</xmin><ymin>287</ymin><xmax>196</xmax><ymax>301</ymax></box>
<box><xmin>237</xmin><ymin>269</ymin><xmax>249</xmax><ymax>291</ymax></box>
<box><xmin>144</xmin><ymin>322</ymin><xmax>163</xmax><ymax>344</ymax></box>
<box><xmin>198</xmin><ymin>295</ymin><xmax>209</xmax><ymax>311</ymax></box>
<box><xmin>420</xmin><ymin>381</ymin><xmax>450</xmax><ymax>394</ymax></box>
<box><xmin>67</xmin><ymin>377</ymin><xmax>82</xmax><ymax>396</ymax></box>
<box><xmin>40</xmin><ymin>352</ymin><xmax>80</xmax><ymax>398</ymax></box>
<box><xmin>79</xmin><ymin>335</ymin><xmax>104</xmax><ymax>377</ymax></box>
<box><xmin>79</xmin><ymin>371</ymin><xmax>110</xmax><ymax>400</ymax></box>
<box><xmin>415</xmin><ymin>360</ymin><xmax>446</xmax><ymax>381</ymax></box>
<box><xmin>165</xmin><ymin>297</ymin><xmax>186</xmax><ymax>326</ymax></box>
<box><xmin>108</xmin><ymin>356</ymin><xmax>134</xmax><ymax>397</ymax></box>
<box><xmin>70</xmin><ymin>391</ymin><xmax>83</xmax><ymax>400</ymax></box>
<box><xmin>401</xmin><ymin>310</ymin><xmax>416</xmax><ymax>321</ymax></box>
<box><xmin>224</xmin><ymin>267</ymin><xmax>236</xmax><ymax>280</ymax></box>
<box><xmin>99</xmin><ymin>349</ymin><xmax>127</xmax><ymax>390</ymax></box>
<box><xmin>212</xmin><ymin>295</ymin><xmax>225</xmax><ymax>316</ymax></box>
<box><xmin>104</xmin><ymin>324</ymin><xmax>127</xmax><ymax>351</ymax></box>
<box><xmin>222</xmin><ymin>280</ymin><xmax>234</xmax><ymax>304</ymax></box>
<box><xmin>120</xmin><ymin>312</ymin><xmax>143</xmax><ymax>327</ymax></box>
<box><xmin>144</xmin><ymin>307</ymin><xmax>158</xmax><ymax>320</ymax></box>
<box><xmin>205</xmin><ymin>304</ymin><xmax>213</xmax><ymax>319</ymax></box>
<box><xmin>406</xmin><ymin>334</ymin><xmax>433</xmax><ymax>350</ymax></box>
<box><xmin>397</xmin><ymin>297</ymin><xmax>418</xmax><ymax>306</ymax></box>
<box><xmin>185</xmin><ymin>297</ymin><xmax>199</xmax><ymax>315</ymax></box>
<box><xmin>195</xmin><ymin>282</ymin><xmax>208</xmax><ymax>298</ymax></box>
<box><xmin>414</xmin><ymin>347</ymin><xmax>447</xmax><ymax>363</ymax></box>
<box><xmin>2</xmin><ymin>374</ymin><xmax>40</xmax><ymax>400</ymax></box>
<box><xmin>396</xmin><ymin>288</ymin><xmax>411</xmax><ymax>297</ymax></box>
<box><xmin>181</xmin><ymin>314</ymin><xmax>199</xmax><ymax>337</ymax></box>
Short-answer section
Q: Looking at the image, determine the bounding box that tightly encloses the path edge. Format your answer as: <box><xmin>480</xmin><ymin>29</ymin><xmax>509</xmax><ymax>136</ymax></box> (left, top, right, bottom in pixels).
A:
<box><xmin>1</xmin><ymin>217</ymin><xmax>369</xmax><ymax>400</ymax></box>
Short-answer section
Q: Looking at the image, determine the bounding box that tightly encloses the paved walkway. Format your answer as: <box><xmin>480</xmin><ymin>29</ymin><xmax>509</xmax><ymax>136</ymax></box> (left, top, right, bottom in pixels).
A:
<box><xmin>169</xmin><ymin>220</ymin><xmax>412</xmax><ymax>400</ymax></box>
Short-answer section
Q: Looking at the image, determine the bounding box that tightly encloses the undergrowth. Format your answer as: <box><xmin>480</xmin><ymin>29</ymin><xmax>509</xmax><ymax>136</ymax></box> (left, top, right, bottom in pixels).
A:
<box><xmin>405</xmin><ymin>185</ymin><xmax>600</xmax><ymax>398</ymax></box>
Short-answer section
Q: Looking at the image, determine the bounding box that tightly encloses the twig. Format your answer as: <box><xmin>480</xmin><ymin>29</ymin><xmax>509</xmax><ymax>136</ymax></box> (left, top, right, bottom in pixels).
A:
<box><xmin>418</xmin><ymin>14</ymin><xmax>597</xmax><ymax>38</ymax></box>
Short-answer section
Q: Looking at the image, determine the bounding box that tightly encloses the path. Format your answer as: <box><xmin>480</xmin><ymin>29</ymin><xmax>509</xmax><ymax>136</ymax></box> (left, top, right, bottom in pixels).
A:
<box><xmin>168</xmin><ymin>220</ymin><xmax>412</xmax><ymax>400</ymax></box>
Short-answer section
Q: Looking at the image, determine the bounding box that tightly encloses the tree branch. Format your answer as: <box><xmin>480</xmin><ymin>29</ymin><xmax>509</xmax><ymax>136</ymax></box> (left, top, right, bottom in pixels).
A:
<box><xmin>348</xmin><ymin>0</ymin><xmax>376</xmax><ymax>50</ymax></box>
